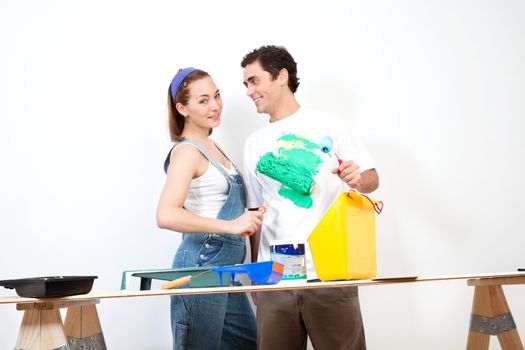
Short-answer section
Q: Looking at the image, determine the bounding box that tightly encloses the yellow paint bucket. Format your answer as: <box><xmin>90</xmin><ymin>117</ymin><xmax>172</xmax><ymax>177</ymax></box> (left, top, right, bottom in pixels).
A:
<box><xmin>307</xmin><ymin>191</ymin><xmax>383</xmax><ymax>281</ymax></box>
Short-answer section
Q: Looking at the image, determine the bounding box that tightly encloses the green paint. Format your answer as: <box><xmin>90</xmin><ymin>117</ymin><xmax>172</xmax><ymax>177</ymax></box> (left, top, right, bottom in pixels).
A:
<box><xmin>278</xmin><ymin>134</ymin><xmax>320</xmax><ymax>150</ymax></box>
<box><xmin>278</xmin><ymin>187</ymin><xmax>313</xmax><ymax>208</ymax></box>
<box><xmin>258</xmin><ymin>149</ymin><xmax>319</xmax><ymax>194</ymax></box>
<box><xmin>257</xmin><ymin>133</ymin><xmax>323</xmax><ymax>208</ymax></box>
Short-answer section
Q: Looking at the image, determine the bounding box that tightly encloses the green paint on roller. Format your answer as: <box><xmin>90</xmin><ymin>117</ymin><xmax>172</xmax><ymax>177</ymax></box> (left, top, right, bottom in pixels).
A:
<box><xmin>257</xmin><ymin>133</ymin><xmax>323</xmax><ymax>208</ymax></box>
<box><xmin>258</xmin><ymin>149</ymin><xmax>319</xmax><ymax>194</ymax></box>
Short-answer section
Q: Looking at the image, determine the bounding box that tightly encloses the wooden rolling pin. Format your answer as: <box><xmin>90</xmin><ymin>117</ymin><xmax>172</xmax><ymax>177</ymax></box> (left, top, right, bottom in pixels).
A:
<box><xmin>161</xmin><ymin>270</ymin><xmax>211</xmax><ymax>290</ymax></box>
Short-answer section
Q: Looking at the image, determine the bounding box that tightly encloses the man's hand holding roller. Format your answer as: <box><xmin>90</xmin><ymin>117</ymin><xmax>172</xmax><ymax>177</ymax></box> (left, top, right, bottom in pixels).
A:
<box><xmin>332</xmin><ymin>160</ymin><xmax>379</xmax><ymax>194</ymax></box>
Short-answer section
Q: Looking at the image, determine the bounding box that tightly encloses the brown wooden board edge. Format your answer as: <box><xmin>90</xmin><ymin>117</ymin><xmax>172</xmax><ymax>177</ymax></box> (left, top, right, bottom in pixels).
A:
<box><xmin>2</xmin><ymin>271</ymin><xmax>525</xmax><ymax>305</ymax></box>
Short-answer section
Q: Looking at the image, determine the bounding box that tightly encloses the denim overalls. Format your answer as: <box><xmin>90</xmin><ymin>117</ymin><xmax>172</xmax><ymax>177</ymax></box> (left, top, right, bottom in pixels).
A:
<box><xmin>167</xmin><ymin>139</ymin><xmax>257</xmax><ymax>350</ymax></box>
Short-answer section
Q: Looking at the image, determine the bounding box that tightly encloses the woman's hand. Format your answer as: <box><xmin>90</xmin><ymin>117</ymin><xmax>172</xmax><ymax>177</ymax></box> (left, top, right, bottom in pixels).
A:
<box><xmin>229</xmin><ymin>210</ymin><xmax>264</xmax><ymax>235</ymax></box>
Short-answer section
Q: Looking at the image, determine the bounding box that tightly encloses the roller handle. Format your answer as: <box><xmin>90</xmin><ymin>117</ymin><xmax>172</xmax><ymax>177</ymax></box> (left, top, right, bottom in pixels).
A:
<box><xmin>161</xmin><ymin>275</ymin><xmax>192</xmax><ymax>290</ymax></box>
<box><xmin>333</xmin><ymin>151</ymin><xmax>343</xmax><ymax>165</ymax></box>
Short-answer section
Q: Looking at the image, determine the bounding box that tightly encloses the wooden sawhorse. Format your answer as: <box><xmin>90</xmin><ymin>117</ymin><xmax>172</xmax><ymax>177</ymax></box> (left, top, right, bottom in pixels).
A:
<box><xmin>467</xmin><ymin>276</ymin><xmax>525</xmax><ymax>350</ymax></box>
<box><xmin>14</xmin><ymin>299</ymin><xmax>106</xmax><ymax>350</ymax></box>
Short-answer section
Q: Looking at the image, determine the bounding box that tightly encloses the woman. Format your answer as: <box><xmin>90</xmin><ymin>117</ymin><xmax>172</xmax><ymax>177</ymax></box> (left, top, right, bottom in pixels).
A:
<box><xmin>157</xmin><ymin>67</ymin><xmax>261</xmax><ymax>350</ymax></box>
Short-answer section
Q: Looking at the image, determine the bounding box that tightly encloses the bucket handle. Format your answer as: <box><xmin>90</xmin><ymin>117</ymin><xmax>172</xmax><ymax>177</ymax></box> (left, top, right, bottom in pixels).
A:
<box><xmin>347</xmin><ymin>191</ymin><xmax>383</xmax><ymax>214</ymax></box>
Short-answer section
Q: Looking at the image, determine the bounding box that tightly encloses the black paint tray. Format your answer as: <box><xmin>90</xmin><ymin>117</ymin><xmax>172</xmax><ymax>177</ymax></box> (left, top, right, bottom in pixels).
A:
<box><xmin>0</xmin><ymin>276</ymin><xmax>97</xmax><ymax>298</ymax></box>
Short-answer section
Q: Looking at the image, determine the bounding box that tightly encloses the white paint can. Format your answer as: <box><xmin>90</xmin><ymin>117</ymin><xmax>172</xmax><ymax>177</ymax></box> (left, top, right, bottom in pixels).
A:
<box><xmin>270</xmin><ymin>240</ymin><xmax>307</xmax><ymax>282</ymax></box>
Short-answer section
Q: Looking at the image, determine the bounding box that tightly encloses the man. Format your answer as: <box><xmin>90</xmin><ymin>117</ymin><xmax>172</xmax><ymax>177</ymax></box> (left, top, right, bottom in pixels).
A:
<box><xmin>241</xmin><ymin>45</ymin><xmax>379</xmax><ymax>350</ymax></box>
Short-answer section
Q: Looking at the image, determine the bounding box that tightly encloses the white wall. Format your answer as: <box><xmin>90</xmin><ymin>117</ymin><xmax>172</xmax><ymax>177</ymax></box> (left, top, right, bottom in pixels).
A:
<box><xmin>1</xmin><ymin>1</ymin><xmax>524</xmax><ymax>349</ymax></box>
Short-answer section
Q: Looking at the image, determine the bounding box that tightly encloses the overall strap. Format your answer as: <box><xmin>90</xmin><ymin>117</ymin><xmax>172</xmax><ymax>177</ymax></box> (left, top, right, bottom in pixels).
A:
<box><xmin>163</xmin><ymin>138</ymin><xmax>233</xmax><ymax>179</ymax></box>
<box><xmin>213</xmin><ymin>140</ymin><xmax>246</xmax><ymax>205</ymax></box>
<box><xmin>212</xmin><ymin>141</ymin><xmax>242</xmax><ymax>176</ymax></box>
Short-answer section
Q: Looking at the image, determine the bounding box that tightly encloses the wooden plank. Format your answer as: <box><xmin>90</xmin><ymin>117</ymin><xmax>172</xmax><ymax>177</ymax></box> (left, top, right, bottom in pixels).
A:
<box><xmin>1</xmin><ymin>271</ymin><xmax>524</xmax><ymax>305</ymax></box>
<box><xmin>3</xmin><ymin>271</ymin><xmax>523</xmax><ymax>350</ymax></box>
<box><xmin>16</xmin><ymin>299</ymin><xmax>100</xmax><ymax>311</ymax></box>
<box><xmin>468</xmin><ymin>276</ymin><xmax>525</xmax><ymax>287</ymax></box>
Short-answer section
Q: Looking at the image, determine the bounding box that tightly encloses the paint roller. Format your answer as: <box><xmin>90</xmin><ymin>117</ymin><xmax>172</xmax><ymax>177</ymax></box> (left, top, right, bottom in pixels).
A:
<box><xmin>319</xmin><ymin>136</ymin><xmax>342</xmax><ymax>165</ymax></box>
<box><xmin>256</xmin><ymin>152</ymin><xmax>315</xmax><ymax>195</ymax></box>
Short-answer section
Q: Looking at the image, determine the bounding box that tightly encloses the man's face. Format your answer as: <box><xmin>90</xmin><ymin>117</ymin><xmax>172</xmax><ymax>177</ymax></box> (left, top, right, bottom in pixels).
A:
<box><xmin>243</xmin><ymin>60</ymin><xmax>282</xmax><ymax>115</ymax></box>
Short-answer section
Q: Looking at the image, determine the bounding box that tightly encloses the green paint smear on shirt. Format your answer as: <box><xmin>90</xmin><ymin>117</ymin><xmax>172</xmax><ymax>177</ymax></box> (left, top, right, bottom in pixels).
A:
<box><xmin>278</xmin><ymin>134</ymin><xmax>320</xmax><ymax>151</ymax></box>
<box><xmin>278</xmin><ymin>187</ymin><xmax>313</xmax><ymax>208</ymax></box>
<box><xmin>257</xmin><ymin>133</ymin><xmax>323</xmax><ymax>208</ymax></box>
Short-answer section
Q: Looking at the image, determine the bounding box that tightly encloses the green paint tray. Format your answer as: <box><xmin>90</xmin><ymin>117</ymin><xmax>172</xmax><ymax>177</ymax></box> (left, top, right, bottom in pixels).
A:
<box><xmin>120</xmin><ymin>267</ymin><xmax>231</xmax><ymax>290</ymax></box>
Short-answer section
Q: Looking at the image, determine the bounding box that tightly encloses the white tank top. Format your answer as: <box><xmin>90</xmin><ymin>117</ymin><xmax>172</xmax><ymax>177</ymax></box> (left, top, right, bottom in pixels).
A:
<box><xmin>175</xmin><ymin>144</ymin><xmax>238</xmax><ymax>218</ymax></box>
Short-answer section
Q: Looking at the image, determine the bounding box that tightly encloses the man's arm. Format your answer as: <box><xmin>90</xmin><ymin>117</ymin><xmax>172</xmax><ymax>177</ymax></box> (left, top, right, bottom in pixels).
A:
<box><xmin>355</xmin><ymin>168</ymin><xmax>379</xmax><ymax>193</ymax></box>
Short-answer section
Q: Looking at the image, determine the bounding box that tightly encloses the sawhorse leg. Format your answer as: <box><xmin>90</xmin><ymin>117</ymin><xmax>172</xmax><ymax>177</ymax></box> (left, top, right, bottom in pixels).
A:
<box><xmin>64</xmin><ymin>302</ymin><xmax>106</xmax><ymax>349</ymax></box>
<box><xmin>467</xmin><ymin>277</ymin><xmax>525</xmax><ymax>350</ymax></box>
<box><xmin>15</xmin><ymin>299</ymin><xmax>106</xmax><ymax>350</ymax></box>
<box><xmin>15</xmin><ymin>307</ymin><xmax>68</xmax><ymax>350</ymax></box>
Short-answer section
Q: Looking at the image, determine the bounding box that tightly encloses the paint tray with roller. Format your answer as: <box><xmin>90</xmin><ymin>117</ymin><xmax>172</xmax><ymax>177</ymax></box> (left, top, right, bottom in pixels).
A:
<box><xmin>121</xmin><ymin>261</ymin><xmax>284</xmax><ymax>290</ymax></box>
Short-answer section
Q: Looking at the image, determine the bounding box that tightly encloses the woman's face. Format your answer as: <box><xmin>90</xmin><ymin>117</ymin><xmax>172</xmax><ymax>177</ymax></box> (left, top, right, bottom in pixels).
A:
<box><xmin>177</xmin><ymin>76</ymin><xmax>223</xmax><ymax>131</ymax></box>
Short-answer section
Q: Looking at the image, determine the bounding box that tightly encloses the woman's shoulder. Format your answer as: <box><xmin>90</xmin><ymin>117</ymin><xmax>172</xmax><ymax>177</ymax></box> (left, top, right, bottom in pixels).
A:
<box><xmin>170</xmin><ymin>142</ymin><xmax>206</xmax><ymax>165</ymax></box>
<box><xmin>165</xmin><ymin>142</ymin><xmax>209</xmax><ymax>178</ymax></box>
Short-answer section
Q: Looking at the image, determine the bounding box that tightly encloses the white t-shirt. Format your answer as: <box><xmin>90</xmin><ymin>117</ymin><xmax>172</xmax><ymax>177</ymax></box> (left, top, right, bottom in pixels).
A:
<box><xmin>243</xmin><ymin>107</ymin><xmax>375</xmax><ymax>279</ymax></box>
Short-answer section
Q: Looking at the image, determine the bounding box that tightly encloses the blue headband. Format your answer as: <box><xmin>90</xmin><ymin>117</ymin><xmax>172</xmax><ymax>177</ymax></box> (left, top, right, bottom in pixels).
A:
<box><xmin>169</xmin><ymin>67</ymin><xmax>198</xmax><ymax>102</ymax></box>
